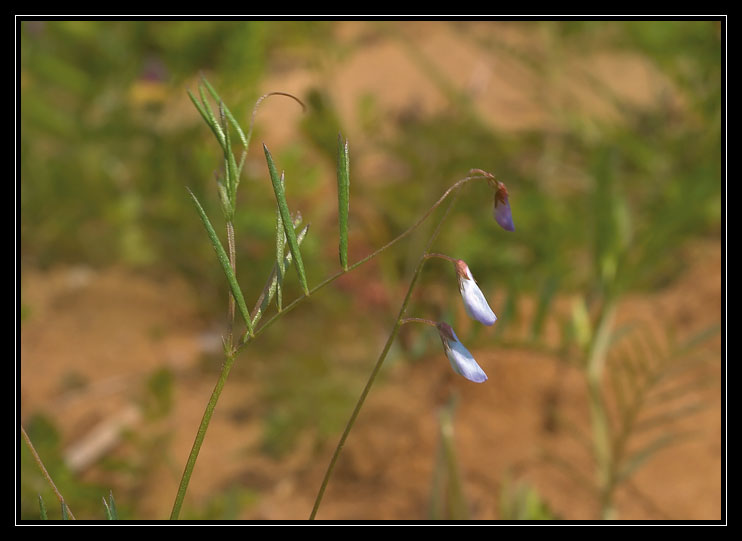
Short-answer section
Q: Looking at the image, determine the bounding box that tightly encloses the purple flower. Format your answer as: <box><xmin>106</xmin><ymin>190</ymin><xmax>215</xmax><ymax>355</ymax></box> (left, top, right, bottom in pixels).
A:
<box><xmin>436</xmin><ymin>322</ymin><xmax>488</xmax><ymax>383</ymax></box>
<box><xmin>493</xmin><ymin>181</ymin><xmax>514</xmax><ymax>232</ymax></box>
<box><xmin>455</xmin><ymin>260</ymin><xmax>497</xmax><ymax>326</ymax></box>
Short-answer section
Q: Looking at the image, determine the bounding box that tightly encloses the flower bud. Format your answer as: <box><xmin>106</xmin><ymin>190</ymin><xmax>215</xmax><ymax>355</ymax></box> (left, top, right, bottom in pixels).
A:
<box><xmin>455</xmin><ymin>260</ymin><xmax>497</xmax><ymax>326</ymax></box>
<box><xmin>493</xmin><ymin>181</ymin><xmax>515</xmax><ymax>232</ymax></box>
<box><xmin>436</xmin><ymin>322</ymin><xmax>488</xmax><ymax>383</ymax></box>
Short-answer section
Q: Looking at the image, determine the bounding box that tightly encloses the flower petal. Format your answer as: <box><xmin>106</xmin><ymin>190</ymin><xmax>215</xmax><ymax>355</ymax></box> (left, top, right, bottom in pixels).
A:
<box><xmin>437</xmin><ymin>322</ymin><xmax>488</xmax><ymax>383</ymax></box>
<box><xmin>456</xmin><ymin>261</ymin><xmax>497</xmax><ymax>326</ymax></box>
<box><xmin>494</xmin><ymin>182</ymin><xmax>515</xmax><ymax>232</ymax></box>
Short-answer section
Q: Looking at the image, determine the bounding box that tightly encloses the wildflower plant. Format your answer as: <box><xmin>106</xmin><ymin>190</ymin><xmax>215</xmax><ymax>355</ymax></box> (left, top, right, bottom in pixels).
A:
<box><xmin>172</xmin><ymin>79</ymin><xmax>515</xmax><ymax>520</ymax></box>
<box><xmin>21</xmin><ymin>78</ymin><xmax>515</xmax><ymax>521</ymax></box>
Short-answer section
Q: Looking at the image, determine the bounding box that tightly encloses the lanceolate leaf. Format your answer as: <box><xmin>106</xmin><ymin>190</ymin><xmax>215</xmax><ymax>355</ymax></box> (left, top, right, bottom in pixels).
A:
<box><xmin>187</xmin><ymin>188</ymin><xmax>254</xmax><ymax>336</ymax></box>
<box><xmin>38</xmin><ymin>494</ymin><xmax>47</xmax><ymax>520</ymax></box>
<box><xmin>275</xmin><ymin>172</ymin><xmax>286</xmax><ymax>311</ymax></box>
<box><xmin>337</xmin><ymin>133</ymin><xmax>350</xmax><ymax>270</ymax></box>
<box><xmin>108</xmin><ymin>491</ymin><xmax>118</xmax><ymax>520</ymax></box>
<box><xmin>202</xmin><ymin>76</ymin><xmax>248</xmax><ymax>148</ymax></box>
<box><xmin>616</xmin><ymin>431</ymin><xmax>695</xmax><ymax>484</ymax></box>
<box><xmin>252</xmin><ymin>223</ymin><xmax>310</xmax><ymax>328</ymax></box>
<box><xmin>263</xmin><ymin>144</ymin><xmax>309</xmax><ymax>295</ymax></box>
<box><xmin>187</xmin><ymin>89</ymin><xmax>225</xmax><ymax>149</ymax></box>
<box><xmin>200</xmin><ymin>84</ymin><xmax>223</xmax><ymax>144</ymax></box>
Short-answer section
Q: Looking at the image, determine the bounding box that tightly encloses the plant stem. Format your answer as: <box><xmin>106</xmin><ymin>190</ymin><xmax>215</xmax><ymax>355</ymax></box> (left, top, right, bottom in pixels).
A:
<box><xmin>21</xmin><ymin>425</ymin><xmax>76</xmax><ymax>520</ymax></box>
<box><xmin>227</xmin><ymin>221</ymin><xmax>236</xmax><ymax>348</ymax></box>
<box><xmin>309</xmin><ymin>188</ymin><xmax>462</xmax><ymax>520</ymax></box>
<box><xmin>399</xmin><ymin>317</ymin><xmax>438</xmax><ymax>327</ymax></box>
<box><xmin>170</xmin><ymin>352</ymin><xmax>236</xmax><ymax>520</ymax></box>
<box><xmin>584</xmin><ymin>301</ymin><xmax>617</xmax><ymax>519</ymax></box>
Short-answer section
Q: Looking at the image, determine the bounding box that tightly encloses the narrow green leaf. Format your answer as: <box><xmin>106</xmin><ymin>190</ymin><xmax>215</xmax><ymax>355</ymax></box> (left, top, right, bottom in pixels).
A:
<box><xmin>616</xmin><ymin>431</ymin><xmax>695</xmax><ymax>484</ymax></box>
<box><xmin>219</xmin><ymin>102</ymin><xmax>240</xmax><ymax>205</ymax></box>
<box><xmin>672</xmin><ymin>323</ymin><xmax>721</xmax><ymax>358</ymax></box>
<box><xmin>108</xmin><ymin>491</ymin><xmax>118</xmax><ymax>520</ymax></box>
<box><xmin>200</xmin><ymin>84</ymin><xmax>224</xmax><ymax>142</ymax></box>
<box><xmin>336</xmin><ymin>133</ymin><xmax>350</xmax><ymax>270</ymax></box>
<box><xmin>275</xmin><ymin>172</ymin><xmax>286</xmax><ymax>311</ymax></box>
<box><xmin>187</xmin><ymin>188</ymin><xmax>254</xmax><ymax>336</ymax></box>
<box><xmin>187</xmin><ymin>89</ymin><xmax>225</xmax><ymax>149</ymax></box>
<box><xmin>202</xmin><ymin>76</ymin><xmax>248</xmax><ymax>147</ymax></box>
<box><xmin>216</xmin><ymin>177</ymin><xmax>232</xmax><ymax>220</ymax></box>
<box><xmin>647</xmin><ymin>376</ymin><xmax>718</xmax><ymax>406</ymax></box>
<box><xmin>61</xmin><ymin>501</ymin><xmax>69</xmax><ymax>520</ymax></box>
<box><xmin>634</xmin><ymin>401</ymin><xmax>710</xmax><ymax>432</ymax></box>
<box><xmin>252</xmin><ymin>223</ymin><xmax>310</xmax><ymax>328</ymax></box>
<box><xmin>264</xmin><ymin>144</ymin><xmax>309</xmax><ymax>295</ymax></box>
<box><xmin>38</xmin><ymin>494</ymin><xmax>47</xmax><ymax>520</ymax></box>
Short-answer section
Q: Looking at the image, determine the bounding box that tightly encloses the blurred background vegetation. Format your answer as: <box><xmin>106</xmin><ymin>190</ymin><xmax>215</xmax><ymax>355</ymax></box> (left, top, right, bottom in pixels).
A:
<box><xmin>20</xmin><ymin>19</ymin><xmax>722</xmax><ymax>521</ymax></box>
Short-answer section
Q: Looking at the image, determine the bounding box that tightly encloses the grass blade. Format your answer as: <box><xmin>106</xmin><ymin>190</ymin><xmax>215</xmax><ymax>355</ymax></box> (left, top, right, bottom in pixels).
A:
<box><xmin>219</xmin><ymin>102</ymin><xmax>240</xmax><ymax>205</ymax></box>
<box><xmin>252</xmin><ymin>223</ymin><xmax>309</xmax><ymax>328</ymax></box>
<box><xmin>61</xmin><ymin>501</ymin><xmax>69</xmax><ymax>520</ymax></box>
<box><xmin>38</xmin><ymin>494</ymin><xmax>47</xmax><ymax>520</ymax></box>
<box><xmin>187</xmin><ymin>89</ymin><xmax>225</xmax><ymax>149</ymax></box>
<box><xmin>275</xmin><ymin>172</ymin><xmax>286</xmax><ymax>311</ymax></box>
<box><xmin>337</xmin><ymin>133</ymin><xmax>350</xmax><ymax>270</ymax></box>
<box><xmin>187</xmin><ymin>188</ymin><xmax>253</xmax><ymax>337</ymax></box>
<box><xmin>108</xmin><ymin>491</ymin><xmax>118</xmax><ymax>520</ymax></box>
<box><xmin>616</xmin><ymin>431</ymin><xmax>695</xmax><ymax>484</ymax></box>
<box><xmin>263</xmin><ymin>144</ymin><xmax>309</xmax><ymax>295</ymax></box>
<box><xmin>202</xmin><ymin>76</ymin><xmax>248</xmax><ymax>147</ymax></box>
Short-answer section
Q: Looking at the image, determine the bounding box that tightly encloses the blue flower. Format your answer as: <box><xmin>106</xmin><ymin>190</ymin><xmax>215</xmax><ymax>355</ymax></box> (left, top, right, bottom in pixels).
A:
<box><xmin>455</xmin><ymin>260</ymin><xmax>497</xmax><ymax>326</ymax></box>
<box><xmin>436</xmin><ymin>322</ymin><xmax>488</xmax><ymax>383</ymax></box>
<box><xmin>493</xmin><ymin>181</ymin><xmax>515</xmax><ymax>232</ymax></box>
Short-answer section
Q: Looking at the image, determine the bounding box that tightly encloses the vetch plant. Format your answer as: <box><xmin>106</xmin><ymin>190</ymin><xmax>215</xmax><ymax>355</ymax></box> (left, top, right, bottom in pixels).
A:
<box><xmin>178</xmin><ymin>79</ymin><xmax>514</xmax><ymax>520</ymax></box>
<box><xmin>22</xmin><ymin>78</ymin><xmax>515</xmax><ymax>521</ymax></box>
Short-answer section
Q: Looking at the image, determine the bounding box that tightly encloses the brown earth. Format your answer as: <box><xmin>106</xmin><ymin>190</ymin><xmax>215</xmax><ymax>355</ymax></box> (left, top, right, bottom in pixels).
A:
<box><xmin>20</xmin><ymin>21</ymin><xmax>723</xmax><ymax>521</ymax></box>
<box><xmin>19</xmin><ymin>239</ymin><xmax>723</xmax><ymax>521</ymax></box>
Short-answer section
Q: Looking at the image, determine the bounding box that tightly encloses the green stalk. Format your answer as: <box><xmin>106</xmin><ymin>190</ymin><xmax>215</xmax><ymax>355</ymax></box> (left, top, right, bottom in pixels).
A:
<box><xmin>21</xmin><ymin>425</ymin><xmax>76</xmax><ymax>520</ymax></box>
<box><xmin>170</xmin><ymin>352</ymin><xmax>237</xmax><ymax>520</ymax></box>
<box><xmin>309</xmin><ymin>188</ymin><xmax>462</xmax><ymax>520</ymax></box>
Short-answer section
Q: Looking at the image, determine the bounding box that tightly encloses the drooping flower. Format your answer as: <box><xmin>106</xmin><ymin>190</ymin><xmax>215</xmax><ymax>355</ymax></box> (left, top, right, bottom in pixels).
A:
<box><xmin>493</xmin><ymin>181</ymin><xmax>515</xmax><ymax>232</ymax></box>
<box><xmin>436</xmin><ymin>322</ymin><xmax>488</xmax><ymax>383</ymax></box>
<box><xmin>455</xmin><ymin>259</ymin><xmax>497</xmax><ymax>326</ymax></box>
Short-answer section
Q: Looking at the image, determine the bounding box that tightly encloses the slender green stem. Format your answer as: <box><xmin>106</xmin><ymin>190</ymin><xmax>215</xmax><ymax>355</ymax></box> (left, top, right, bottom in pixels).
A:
<box><xmin>170</xmin><ymin>352</ymin><xmax>236</xmax><ymax>520</ymax></box>
<box><xmin>226</xmin><ymin>221</ymin><xmax>236</xmax><ymax>347</ymax></box>
<box><xmin>400</xmin><ymin>317</ymin><xmax>438</xmax><ymax>327</ymax></box>
<box><xmin>309</xmin><ymin>188</ymin><xmax>462</xmax><ymax>520</ymax></box>
<box><xmin>424</xmin><ymin>252</ymin><xmax>458</xmax><ymax>264</ymax></box>
<box><xmin>21</xmin><ymin>425</ymin><xmax>76</xmax><ymax>520</ymax></box>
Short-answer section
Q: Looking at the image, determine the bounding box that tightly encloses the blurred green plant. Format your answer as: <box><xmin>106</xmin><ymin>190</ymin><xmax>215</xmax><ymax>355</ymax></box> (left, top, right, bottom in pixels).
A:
<box><xmin>429</xmin><ymin>395</ymin><xmax>470</xmax><ymax>520</ymax></box>
<box><xmin>499</xmin><ymin>474</ymin><xmax>560</xmax><ymax>520</ymax></box>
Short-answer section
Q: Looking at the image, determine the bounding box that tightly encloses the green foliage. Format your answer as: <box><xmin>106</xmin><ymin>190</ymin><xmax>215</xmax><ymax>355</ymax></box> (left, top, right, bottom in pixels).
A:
<box><xmin>264</xmin><ymin>144</ymin><xmax>310</xmax><ymax>295</ymax></box>
<box><xmin>188</xmin><ymin>187</ymin><xmax>253</xmax><ymax>336</ymax></box>
<box><xmin>429</xmin><ymin>396</ymin><xmax>470</xmax><ymax>520</ymax></box>
<box><xmin>20</xmin><ymin>415</ymin><xmax>109</xmax><ymax>520</ymax></box>
<box><xmin>499</xmin><ymin>475</ymin><xmax>560</xmax><ymax>520</ymax></box>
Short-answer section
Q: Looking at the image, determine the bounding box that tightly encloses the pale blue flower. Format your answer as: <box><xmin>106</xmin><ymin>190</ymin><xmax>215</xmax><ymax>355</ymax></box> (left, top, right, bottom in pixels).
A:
<box><xmin>436</xmin><ymin>322</ymin><xmax>488</xmax><ymax>383</ymax></box>
<box><xmin>455</xmin><ymin>260</ymin><xmax>497</xmax><ymax>326</ymax></box>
